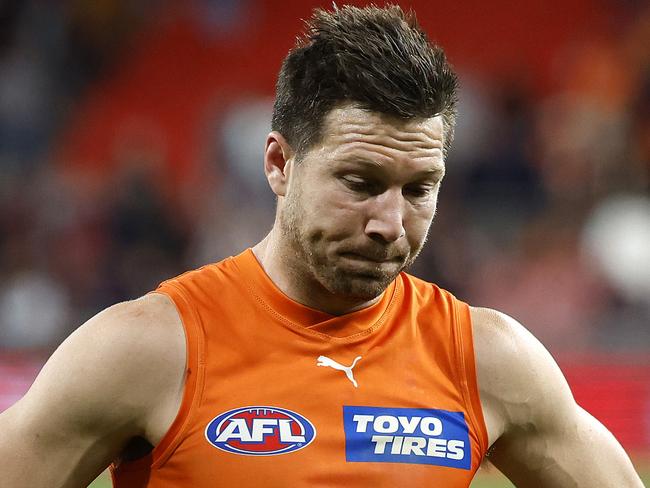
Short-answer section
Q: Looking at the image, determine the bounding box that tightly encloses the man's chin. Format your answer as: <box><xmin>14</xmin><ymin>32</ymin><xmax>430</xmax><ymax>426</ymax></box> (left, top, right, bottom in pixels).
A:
<box><xmin>321</xmin><ymin>271</ymin><xmax>396</xmax><ymax>301</ymax></box>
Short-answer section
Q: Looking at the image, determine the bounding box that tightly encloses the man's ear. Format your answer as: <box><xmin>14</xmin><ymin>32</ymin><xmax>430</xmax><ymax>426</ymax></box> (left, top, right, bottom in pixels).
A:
<box><xmin>264</xmin><ymin>131</ymin><xmax>295</xmax><ymax>197</ymax></box>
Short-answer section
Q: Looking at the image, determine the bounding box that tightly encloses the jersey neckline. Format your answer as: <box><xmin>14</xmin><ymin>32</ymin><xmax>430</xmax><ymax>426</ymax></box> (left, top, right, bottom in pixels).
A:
<box><xmin>232</xmin><ymin>248</ymin><xmax>399</xmax><ymax>339</ymax></box>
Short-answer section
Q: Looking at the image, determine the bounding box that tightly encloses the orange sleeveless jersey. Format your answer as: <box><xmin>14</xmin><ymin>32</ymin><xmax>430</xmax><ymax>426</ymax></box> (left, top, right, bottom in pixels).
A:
<box><xmin>111</xmin><ymin>249</ymin><xmax>488</xmax><ymax>487</ymax></box>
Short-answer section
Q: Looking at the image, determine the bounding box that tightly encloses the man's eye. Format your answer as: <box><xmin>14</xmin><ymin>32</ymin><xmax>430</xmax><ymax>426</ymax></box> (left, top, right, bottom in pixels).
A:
<box><xmin>342</xmin><ymin>176</ymin><xmax>377</xmax><ymax>193</ymax></box>
<box><xmin>403</xmin><ymin>185</ymin><xmax>433</xmax><ymax>198</ymax></box>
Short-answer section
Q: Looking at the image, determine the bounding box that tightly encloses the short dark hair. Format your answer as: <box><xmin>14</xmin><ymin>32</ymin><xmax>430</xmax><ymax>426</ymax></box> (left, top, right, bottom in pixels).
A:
<box><xmin>271</xmin><ymin>4</ymin><xmax>459</xmax><ymax>158</ymax></box>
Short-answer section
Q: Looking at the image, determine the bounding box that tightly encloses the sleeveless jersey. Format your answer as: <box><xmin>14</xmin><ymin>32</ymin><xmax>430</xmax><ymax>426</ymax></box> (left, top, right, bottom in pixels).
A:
<box><xmin>111</xmin><ymin>249</ymin><xmax>488</xmax><ymax>487</ymax></box>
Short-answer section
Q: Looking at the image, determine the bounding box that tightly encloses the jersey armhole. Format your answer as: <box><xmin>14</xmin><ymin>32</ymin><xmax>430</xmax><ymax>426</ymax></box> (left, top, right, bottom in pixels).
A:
<box><xmin>452</xmin><ymin>298</ymin><xmax>489</xmax><ymax>459</ymax></box>
<box><xmin>111</xmin><ymin>281</ymin><xmax>206</xmax><ymax>474</ymax></box>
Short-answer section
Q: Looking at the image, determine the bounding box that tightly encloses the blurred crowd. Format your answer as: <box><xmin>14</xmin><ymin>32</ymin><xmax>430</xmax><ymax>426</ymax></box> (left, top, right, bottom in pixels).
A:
<box><xmin>0</xmin><ymin>0</ymin><xmax>648</xmax><ymax>355</ymax></box>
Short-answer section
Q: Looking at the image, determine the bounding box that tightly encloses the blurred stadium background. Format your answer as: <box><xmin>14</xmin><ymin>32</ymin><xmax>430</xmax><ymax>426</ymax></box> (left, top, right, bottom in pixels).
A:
<box><xmin>0</xmin><ymin>0</ymin><xmax>648</xmax><ymax>486</ymax></box>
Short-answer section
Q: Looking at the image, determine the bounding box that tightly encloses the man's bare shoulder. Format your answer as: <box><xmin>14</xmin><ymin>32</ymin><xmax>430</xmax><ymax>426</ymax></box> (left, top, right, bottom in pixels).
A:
<box><xmin>468</xmin><ymin>305</ymin><xmax>644</xmax><ymax>486</ymax></box>
<box><xmin>468</xmin><ymin>307</ymin><xmax>575</xmax><ymax>445</ymax></box>
<box><xmin>52</xmin><ymin>293</ymin><xmax>186</xmax><ymax>436</ymax></box>
<box><xmin>17</xmin><ymin>294</ymin><xmax>183</xmax><ymax>411</ymax></box>
<box><xmin>0</xmin><ymin>293</ymin><xmax>186</xmax><ymax>487</ymax></box>
<box><xmin>96</xmin><ymin>294</ymin><xmax>181</xmax><ymax>388</ymax></box>
<box><xmin>83</xmin><ymin>292</ymin><xmax>185</xmax><ymax>383</ymax></box>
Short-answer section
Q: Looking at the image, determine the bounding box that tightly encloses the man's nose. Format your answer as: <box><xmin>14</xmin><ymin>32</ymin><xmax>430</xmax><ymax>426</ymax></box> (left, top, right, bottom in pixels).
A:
<box><xmin>364</xmin><ymin>189</ymin><xmax>405</xmax><ymax>243</ymax></box>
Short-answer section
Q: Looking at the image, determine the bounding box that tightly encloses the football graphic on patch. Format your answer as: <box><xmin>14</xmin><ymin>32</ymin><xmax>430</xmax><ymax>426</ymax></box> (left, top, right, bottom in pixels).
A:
<box><xmin>205</xmin><ymin>406</ymin><xmax>317</xmax><ymax>456</ymax></box>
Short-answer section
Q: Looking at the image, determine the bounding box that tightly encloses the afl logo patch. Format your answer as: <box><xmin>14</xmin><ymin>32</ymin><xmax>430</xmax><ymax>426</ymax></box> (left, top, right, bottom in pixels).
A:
<box><xmin>205</xmin><ymin>406</ymin><xmax>316</xmax><ymax>456</ymax></box>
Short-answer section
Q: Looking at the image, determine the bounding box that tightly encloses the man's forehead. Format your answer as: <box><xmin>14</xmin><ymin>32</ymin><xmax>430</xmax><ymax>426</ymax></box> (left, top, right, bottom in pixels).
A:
<box><xmin>322</xmin><ymin>104</ymin><xmax>445</xmax><ymax>148</ymax></box>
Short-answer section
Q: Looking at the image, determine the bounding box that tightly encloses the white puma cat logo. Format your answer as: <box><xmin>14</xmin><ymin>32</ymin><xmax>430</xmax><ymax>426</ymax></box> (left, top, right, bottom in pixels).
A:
<box><xmin>316</xmin><ymin>355</ymin><xmax>362</xmax><ymax>388</ymax></box>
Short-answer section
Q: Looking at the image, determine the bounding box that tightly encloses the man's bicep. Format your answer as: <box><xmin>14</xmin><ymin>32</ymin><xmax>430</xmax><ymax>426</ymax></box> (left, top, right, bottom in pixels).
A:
<box><xmin>472</xmin><ymin>307</ymin><xmax>644</xmax><ymax>487</ymax></box>
<box><xmin>488</xmin><ymin>404</ymin><xmax>644</xmax><ymax>487</ymax></box>
<box><xmin>0</xmin><ymin>297</ymin><xmax>174</xmax><ymax>487</ymax></box>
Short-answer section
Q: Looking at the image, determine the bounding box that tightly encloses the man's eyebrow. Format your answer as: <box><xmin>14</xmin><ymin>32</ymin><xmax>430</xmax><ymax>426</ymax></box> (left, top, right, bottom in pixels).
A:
<box><xmin>416</xmin><ymin>167</ymin><xmax>446</xmax><ymax>179</ymax></box>
<box><xmin>339</xmin><ymin>157</ymin><xmax>384</xmax><ymax>169</ymax></box>
<box><xmin>340</xmin><ymin>157</ymin><xmax>445</xmax><ymax>179</ymax></box>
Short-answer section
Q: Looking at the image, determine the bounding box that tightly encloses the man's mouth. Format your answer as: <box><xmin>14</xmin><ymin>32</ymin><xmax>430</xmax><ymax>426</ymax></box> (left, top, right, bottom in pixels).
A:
<box><xmin>339</xmin><ymin>252</ymin><xmax>403</xmax><ymax>264</ymax></box>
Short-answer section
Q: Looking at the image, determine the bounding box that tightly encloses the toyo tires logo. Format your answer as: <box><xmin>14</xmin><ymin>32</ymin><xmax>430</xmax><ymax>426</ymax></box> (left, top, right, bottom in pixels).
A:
<box><xmin>205</xmin><ymin>406</ymin><xmax>316</xmax><ymax>456</ymax></box>
<box><xmin>343</xmin><ymin>406</ymin><xmax>471</xmax><ymax>469</ymax></box>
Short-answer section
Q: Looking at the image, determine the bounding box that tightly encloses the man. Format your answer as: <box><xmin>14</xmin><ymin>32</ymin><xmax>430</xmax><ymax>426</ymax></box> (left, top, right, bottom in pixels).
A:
<box><xmin>0</xmin><ymin>5</ymin><xmax>644</xmax><ymax>487</ymax></box>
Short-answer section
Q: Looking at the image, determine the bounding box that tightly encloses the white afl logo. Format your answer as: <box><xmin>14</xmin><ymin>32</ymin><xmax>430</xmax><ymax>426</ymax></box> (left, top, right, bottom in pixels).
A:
<box><xmin>205</xmin><ymin>406</ymin><xmax>317</xmax><ymax>456</ymax></box>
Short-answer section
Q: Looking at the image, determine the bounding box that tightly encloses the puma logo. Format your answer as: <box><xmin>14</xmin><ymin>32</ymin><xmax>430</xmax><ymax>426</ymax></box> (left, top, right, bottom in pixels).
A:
<box><xmin>316</xmin><ymin>355</ymin><xmax>362</xmax><ymax>388</ymax></box>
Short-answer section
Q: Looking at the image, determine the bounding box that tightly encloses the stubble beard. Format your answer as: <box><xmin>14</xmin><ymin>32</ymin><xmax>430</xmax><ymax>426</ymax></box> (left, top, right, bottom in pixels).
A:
<box><xmin>279</xmin><ymin>195</ymin><xmax>423</xmax><ymax>302</ymax></box>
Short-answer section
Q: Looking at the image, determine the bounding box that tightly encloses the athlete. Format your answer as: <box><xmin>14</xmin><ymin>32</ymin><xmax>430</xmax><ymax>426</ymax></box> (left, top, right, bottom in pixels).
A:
<box><xmin>0</xmin><ymin>5</ymin><xmax>644</xmax><ymax>487</ymax></box>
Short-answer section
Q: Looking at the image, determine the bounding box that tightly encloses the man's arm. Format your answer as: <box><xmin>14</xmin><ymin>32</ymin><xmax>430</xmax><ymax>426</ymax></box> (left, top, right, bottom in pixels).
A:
<box><xmin>471</xmin><ymin>307</ymin><xmax>644</xmax><ymax>487</ymax></box>
<box><xmin>0</xmin><ymin>293</ymin><xmax>186</xmax><ymax>488</ymax></box>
